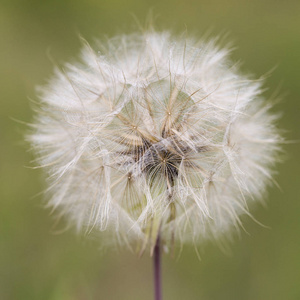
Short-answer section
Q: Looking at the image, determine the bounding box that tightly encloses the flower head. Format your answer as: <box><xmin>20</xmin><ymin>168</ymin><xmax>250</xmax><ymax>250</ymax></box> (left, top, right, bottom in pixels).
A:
<box><xmin>29</xmin><ymin>31</ymin><xmax>281</xmax><ymax>253</ymax></box>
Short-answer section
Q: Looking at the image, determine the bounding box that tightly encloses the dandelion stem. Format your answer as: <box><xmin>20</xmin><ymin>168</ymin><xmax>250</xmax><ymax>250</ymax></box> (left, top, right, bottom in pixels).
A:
<box><xmin>153</xmin><ymin>235</ymin><xmax>162</xmax><ymax>300</ymax></box>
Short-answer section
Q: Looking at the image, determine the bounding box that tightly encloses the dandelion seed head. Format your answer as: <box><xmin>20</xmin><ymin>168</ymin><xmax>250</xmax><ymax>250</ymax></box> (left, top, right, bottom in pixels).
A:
<box><xmin>29</xmin><ymin>31</ymin><xmax>281</xmax><ymax>253</ymax></box>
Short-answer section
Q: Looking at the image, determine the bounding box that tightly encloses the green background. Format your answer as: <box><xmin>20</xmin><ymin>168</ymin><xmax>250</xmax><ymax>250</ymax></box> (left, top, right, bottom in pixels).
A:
<box><xmin>1</xmin><ymin>0</ymin><xmax>300</xmax><ymax>299</ymax></box>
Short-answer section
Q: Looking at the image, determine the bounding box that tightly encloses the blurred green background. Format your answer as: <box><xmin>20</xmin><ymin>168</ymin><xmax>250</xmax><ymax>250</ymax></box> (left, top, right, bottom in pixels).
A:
<box><xmin>1</xmin><ymin>0</ymin><xmax>300</xmax><ymax>299</ymax></box>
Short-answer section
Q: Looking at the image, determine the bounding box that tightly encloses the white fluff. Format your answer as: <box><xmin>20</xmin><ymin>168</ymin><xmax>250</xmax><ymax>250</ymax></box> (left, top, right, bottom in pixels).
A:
<box><xmin>29</xmin><ymin>31</ymin><xmax>281</xmax><ymax>253</ymax></box>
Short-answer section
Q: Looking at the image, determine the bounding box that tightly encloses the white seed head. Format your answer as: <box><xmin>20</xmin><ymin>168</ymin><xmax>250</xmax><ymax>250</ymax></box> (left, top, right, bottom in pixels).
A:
<box><xmin>29</xmin><ymin>31</ymin><xmax>281</xmax><ymax>253</ymax></box>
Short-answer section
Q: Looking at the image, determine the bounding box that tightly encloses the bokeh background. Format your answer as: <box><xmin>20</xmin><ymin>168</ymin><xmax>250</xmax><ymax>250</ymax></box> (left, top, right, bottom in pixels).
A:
<box><xmin>1</xmin><ymin>0</ymin><xmax>300</xmax><ymax>299</ymax></box>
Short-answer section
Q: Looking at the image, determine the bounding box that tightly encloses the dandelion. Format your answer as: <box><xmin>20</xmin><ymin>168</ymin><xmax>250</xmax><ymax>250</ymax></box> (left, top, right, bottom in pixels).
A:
<box><xmin>29</xmin><ymin>30</ymin><xmax>281</xmax><ymax>300</ymax></box>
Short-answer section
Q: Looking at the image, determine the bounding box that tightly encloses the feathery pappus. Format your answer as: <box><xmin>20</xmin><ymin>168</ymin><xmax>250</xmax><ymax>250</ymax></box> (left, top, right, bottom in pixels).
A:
<box><xmin>28</xmin><ymin>31</ymin><xmax>282</xmax><ymax>254</ymax></box>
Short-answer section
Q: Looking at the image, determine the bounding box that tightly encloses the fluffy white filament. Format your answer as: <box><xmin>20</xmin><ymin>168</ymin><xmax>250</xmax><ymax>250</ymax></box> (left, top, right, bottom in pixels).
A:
<box><xmin>29</xmin><ymin>31</ymin><xmax>281</xmax><ymax>252</ymax></box>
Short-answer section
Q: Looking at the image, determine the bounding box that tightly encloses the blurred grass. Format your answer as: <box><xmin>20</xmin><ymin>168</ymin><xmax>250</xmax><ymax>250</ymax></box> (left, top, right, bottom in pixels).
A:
<box><xmin>1</xmin><ymin>0</ymin><xmax>300</xmax><ymax>299</ymax></box>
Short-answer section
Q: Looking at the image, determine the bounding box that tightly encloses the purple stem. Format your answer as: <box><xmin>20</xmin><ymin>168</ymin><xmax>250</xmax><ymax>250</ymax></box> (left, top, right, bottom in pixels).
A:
<box><xmin>153</xmin><ymin>235</ymin><xmax>162</xmax><ymax>300</ymax></box>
